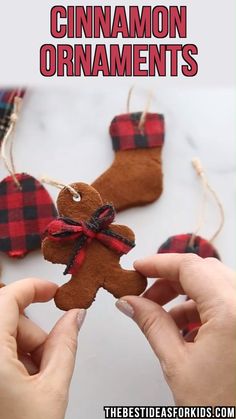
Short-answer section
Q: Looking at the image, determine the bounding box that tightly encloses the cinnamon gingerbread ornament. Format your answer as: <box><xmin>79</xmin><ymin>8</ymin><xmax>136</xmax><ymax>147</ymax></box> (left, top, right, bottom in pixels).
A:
<box><xmin>42</xmin><ymin>182</ymin><xmax>147</xmax><ymax>310</ymax></box>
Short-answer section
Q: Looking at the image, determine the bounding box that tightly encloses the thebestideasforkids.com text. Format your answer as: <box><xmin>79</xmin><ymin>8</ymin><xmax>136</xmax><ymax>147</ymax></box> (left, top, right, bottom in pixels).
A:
<box><xmin>39</xmin><ymin>5</ymin><xmax>199</xmax><ymax>77</ymax></box>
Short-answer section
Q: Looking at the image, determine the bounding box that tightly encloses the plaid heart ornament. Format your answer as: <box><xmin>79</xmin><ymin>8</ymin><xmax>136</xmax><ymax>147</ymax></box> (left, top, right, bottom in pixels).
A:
<box><xmin>158</xmin><ymin>233</ymin><xmax>220</xmax><ymax>259</ymax></box>
<box><xmin>0</xmin><ymin>173</ymin><xmax>57</xmax><ymax>257</ymax></box>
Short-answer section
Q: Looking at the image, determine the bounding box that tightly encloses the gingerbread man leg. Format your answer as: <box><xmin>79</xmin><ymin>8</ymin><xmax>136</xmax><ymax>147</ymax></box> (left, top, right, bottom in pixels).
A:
<box><xmin>103</xmin><ymin>267</ymin><xmax>147</xmax><ymax>299</ymax></box>
<box><xmin>55</xmin><ymin>273</ymin><xmax>102</xmax><ymax>310</ymax></box>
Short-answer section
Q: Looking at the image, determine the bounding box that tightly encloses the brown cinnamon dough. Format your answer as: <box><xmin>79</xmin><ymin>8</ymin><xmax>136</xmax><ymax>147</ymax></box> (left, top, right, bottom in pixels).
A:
<box><xmin>92</xmin><ymin>112</ymin><xmax>165</xmax><ymax>212</ymax></box>
<box><xmin>92</xmin><ymin>148</ymin><xmax>163</xmax><ymax>211</ymax></box>
<box><xmin>42</xmin><ymin>183</ymin><xmax>147</xmax><ymax>310</ymax></box>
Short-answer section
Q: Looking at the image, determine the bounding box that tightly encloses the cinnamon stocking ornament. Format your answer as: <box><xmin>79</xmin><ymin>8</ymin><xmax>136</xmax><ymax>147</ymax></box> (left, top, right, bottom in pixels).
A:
<box><xmin>42</xmin><ymin>182</ymin><xmax>147</xmax><ymax>310</ymax></box>
<box><xmin>92</xmin><ymin>112</ymin><xmax>165</xmax><ymax>212</ymax></box>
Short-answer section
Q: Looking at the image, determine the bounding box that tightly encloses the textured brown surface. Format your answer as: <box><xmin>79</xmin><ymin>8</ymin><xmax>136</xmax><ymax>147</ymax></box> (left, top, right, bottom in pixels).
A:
<box><xmin>42</xmin><ymin>182</ymin><xmax>147</xmax><ymax>310</ymax></box>
<box><xmin>92</xmin><ymin>148</ymin><xmax>163</xmax><ymax>212</ymax></box>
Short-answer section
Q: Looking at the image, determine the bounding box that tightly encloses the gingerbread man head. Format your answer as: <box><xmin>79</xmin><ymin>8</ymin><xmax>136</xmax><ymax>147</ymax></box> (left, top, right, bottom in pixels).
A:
<box><xmin>57</xmin><ymin>182</ymin><xmax>102</xmax><ymax>221</ymax></box>
<box><xmin>42</xmin><ymin>182</ymin><xmax>147</xmax><ymax>310</ymax></box>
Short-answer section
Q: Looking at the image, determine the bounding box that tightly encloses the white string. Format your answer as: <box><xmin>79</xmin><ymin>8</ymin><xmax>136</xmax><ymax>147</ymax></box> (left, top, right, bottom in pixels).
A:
<box><xmin>126</xmin><ymin>85</ymin><xmax>134</xmax><ymax>114</ymax></box>
<box><xmin>41</xmin><ymin>177</ymin><xmax>81</xmax><ymax>200</ymax></box>
<box><xmin>190</xmin><ymin>158</ymin><xmax>225</xmax><ymax>244</ymax></box>
<box><xmin>126</xmin><ymin>86</ymin><xmax>153</xmax><ymax>130</ymax></box>
<box><xmin>1</xmin><ymin>97</ymin><xmax>22</xmax><ymax>188</ymax></box>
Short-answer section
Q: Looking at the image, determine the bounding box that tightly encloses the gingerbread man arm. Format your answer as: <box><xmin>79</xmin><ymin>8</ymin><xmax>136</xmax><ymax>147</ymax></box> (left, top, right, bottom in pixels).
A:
<box><xmin>110</xmin><ymin>224</ymin><xmax>135</xmax><ymax>242</ymax></box>
<box><xmin>42</xmin><ymin>237</ymin><xmax>73</xmax><ymax>265</ymax></box>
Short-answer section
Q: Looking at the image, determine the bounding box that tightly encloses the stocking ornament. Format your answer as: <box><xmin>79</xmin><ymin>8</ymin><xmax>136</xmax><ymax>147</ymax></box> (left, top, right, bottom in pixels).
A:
<box><xmin>92</xmin><ymin>89</ymin><xmax>165</xmax><ymax>212</ymax></box>
<box><xmin>157</xmin><ymin>159</ymin><xmax>224</xmax><ymax>336</ymax></box>
<box><xmin>0</xmin><ymin>93</ymin><xmax>57</xmax><ymax>258</ymax></box>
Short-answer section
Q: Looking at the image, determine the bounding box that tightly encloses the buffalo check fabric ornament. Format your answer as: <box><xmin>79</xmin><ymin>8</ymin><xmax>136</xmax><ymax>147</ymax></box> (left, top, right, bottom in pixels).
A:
<box><xmin>158</xmin><ymin>233</ymin><xmax>220</xmax><ymax>259</ymax></box>
<box><xmin>158</xmin><ymin>233</ymin><xmax>221</xmax><ymax>337</ymax></box>
<box><xmin>92</xmin><ymin>112</ymin><xmax>165</xmax><ymax>212</ymax></box>
<box><xmin>110</xmin><ymin>112</ymin><xmax>164</xmax><ymax>151</ymax></box>
<box><xmin>0</xmin><ymin>89</ymin><xmax>25</xmax><ymax>146</ymax></box>
<box><xmin>157</xmin><ymin>160</ymin><xmax>224</xmax><ymax>338</ymax></box>
<box><xmin>0</xmin><ymin>173</ymin><xmax>57</xmax><ymax>258</ymax></box>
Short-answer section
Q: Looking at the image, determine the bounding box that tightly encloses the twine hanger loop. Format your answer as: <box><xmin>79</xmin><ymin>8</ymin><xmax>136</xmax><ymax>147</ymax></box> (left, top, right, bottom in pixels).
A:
<box><xmin>189</xmin><ymin>158</ymin><xmax>225</xmax><ymax>246</ymax></box>
<box><xmin>1</xmin><ymin>96</ymin><xmax>23</xmax><ymax>189</ymax></box>
<box><xmin>126</xmin><ymin>86</ymin><xmax>153</xmax><ymax>131</ymax></box>
<box><xmin>41</xmin><ymin>177</ymin><xmax>81</xmax><ymax>202</ymax></box>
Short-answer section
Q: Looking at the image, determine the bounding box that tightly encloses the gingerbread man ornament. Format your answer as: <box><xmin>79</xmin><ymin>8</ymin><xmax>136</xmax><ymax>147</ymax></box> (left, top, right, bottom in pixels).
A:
<box><xmin>42</xmin><ymin>182</ymin><xmax>147</xmax><ymax>310</ymax></box>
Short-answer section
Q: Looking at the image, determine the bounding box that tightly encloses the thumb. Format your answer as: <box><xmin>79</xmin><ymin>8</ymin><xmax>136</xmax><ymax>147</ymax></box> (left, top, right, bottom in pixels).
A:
<box><xmin>116</xmin><ymin>297</ymin><xmax>186</xmax><ymax>371</ymax></box>
<box><xmin>40</xmin><ymin>309</ymin><xmax>86</xmax><ymax>390</ymax></box>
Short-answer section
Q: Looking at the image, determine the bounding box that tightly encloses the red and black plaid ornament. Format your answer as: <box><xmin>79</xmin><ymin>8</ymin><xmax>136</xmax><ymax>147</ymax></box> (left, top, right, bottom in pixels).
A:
<box><xmin>158</xmin><ymin>233</ymin><xmax>220</xmax><ymax>336</ymax></box>
<box><xmin>157</xmin><ymin>159</ymin><xmax>224</xmax><ymax>337</ymax></box>
<box><xmin>0</xmin><ymin>173</ymin><xmax>57</xmax><ymax>258</ymax></box>
<box><xmin>0</xmin><ymin>88</ymin><xmax>57</xmax><ymax>258</ymax></box>
<box><xmin>158</xmin><ymin>233</ymin><xmax>220</xmax><ymax>259</ymax></box>
<box><xmin>110</xmin><ymin>112</ymin><xmax>165</xmax><ymax>151</ymax></box>
<box><xmin>0</xmin><ymin>89</ymin><xmax>25</xmax><ymax>145</ymax></box>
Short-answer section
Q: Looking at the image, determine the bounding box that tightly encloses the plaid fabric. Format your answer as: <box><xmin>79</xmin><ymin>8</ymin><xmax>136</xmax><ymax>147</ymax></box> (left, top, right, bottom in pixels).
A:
<box><xmin>110</xmin><ymin>112</ymin><xmax>165</xmax><ymax>151</ymax></box>
<box><xmin>45</xmin><ymin>204</ymin><xmax>135</xmax><ymax>275</ymax></box>
<box><xmin>158</xmin><ymin>233</ymin><xmax>220</xmax><ymax>259</ymax></box>
<box><xmin>0</xmin><ymin>89</ymin><xmax>25</xmax><ymax>145</ymax></box>
<box><xmin>158</xmin><ymin>233</ymin><xmax>220</xmax><ymax>336</ymax></box>
<box><xmin>0</xmin><ymin>173</ymin><xmax>57</xmax><ymax>258</ymax></box>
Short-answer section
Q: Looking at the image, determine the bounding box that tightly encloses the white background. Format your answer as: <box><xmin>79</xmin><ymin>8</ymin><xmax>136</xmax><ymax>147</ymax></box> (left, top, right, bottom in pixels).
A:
<box><xmin>0</xmin><ymin>0</ymin><xmax>235</xmax><ymax>418</ymax></box>
<box><xmin>1</xmin><ymin>84</ymin><xmax>235</xmax><ymax>419</ymax></box>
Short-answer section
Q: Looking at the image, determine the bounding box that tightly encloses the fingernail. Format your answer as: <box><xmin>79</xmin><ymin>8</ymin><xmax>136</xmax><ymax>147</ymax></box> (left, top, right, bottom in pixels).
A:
<box><xmin>77</xmin><ymin>309</ymin><xmax>86</xmax><ymax>329</ymax></box>
<box><xmin>116</xmin><ymin>299</ymin><xmax>134</xmax><ymax>318</ymax></box>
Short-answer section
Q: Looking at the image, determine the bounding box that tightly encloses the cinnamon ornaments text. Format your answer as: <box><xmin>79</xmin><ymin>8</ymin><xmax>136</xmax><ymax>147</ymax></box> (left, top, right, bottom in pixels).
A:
<box><xmin>40</xmin><ymin>5</ymin><xmax>198</xmax><ymax>77</ymax></box>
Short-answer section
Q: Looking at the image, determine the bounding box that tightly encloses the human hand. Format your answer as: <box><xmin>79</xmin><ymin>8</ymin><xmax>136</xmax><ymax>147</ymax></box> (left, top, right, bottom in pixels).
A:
<box><xmin>0</xmin><ymin>278</ymin><xmax>86</xmax><ymax>419</ymax></box>
<box><xmin>116</xmin><ymin>254</ymin><xmax>236</xmax><ymax>406</ymax></box>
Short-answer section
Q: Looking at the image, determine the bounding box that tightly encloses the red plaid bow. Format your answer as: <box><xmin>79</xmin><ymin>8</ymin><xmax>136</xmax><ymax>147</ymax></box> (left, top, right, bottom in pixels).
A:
<box><xmin>45</xmin><ymin>204</ymin><xmax>135</xmax><ymax>275</ymax></box>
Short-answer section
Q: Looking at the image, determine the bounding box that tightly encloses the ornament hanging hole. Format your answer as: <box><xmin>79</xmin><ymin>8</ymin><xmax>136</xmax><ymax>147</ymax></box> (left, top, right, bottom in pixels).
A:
<box><xmin>73</xmin><ymin>193</ymin><xmax>81</xmax><ymax>202</ymax></box>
